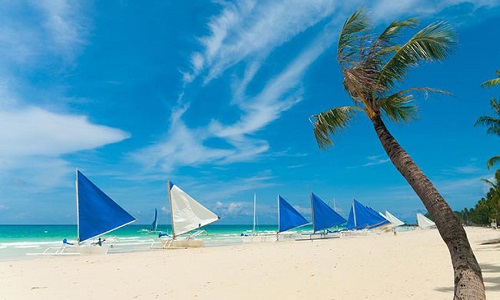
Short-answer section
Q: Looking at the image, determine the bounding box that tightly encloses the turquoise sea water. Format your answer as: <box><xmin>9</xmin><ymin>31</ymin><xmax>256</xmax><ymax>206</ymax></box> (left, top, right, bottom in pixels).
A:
<box><xmin>0</xmin><ymin>224</ymin><xmax>313</xmax><ymax>261</ymax></box>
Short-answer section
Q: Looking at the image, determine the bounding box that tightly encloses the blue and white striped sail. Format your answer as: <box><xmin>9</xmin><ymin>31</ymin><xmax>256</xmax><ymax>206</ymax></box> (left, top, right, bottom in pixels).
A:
<box><xmin>168</xmin><ymin>181</ymin><xmax>220</xmax><ymax>238</ymax></box>
<box><xmin>346</xmin><ymin>199</ymin><xmax>389</xmax><ymax>230</ymax></box>
<box><xmin>278</xmin><ymin>195</ymin><xmax>309</xmax><ymax>233</ymax></box>
<box><xmin>77</xmin><ymin>170</ymin><xmax>136</xmax><ymax>243</ymax></box>
<box><xmin>150</xmin><ymin>208</ymin><xmax>158</xmax><ymax>231</ymax></box>
<box><xmin>310</xmin><ymin>193</ymin><xmax>346</xmax><ymax>232</ymax></box>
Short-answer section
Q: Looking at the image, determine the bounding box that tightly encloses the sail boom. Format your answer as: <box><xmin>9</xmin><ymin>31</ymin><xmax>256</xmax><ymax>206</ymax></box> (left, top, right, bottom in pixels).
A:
<box><xmin>80</xmin><ymin>219</ymin><xmax>137</xmax><ymax>243</ymax></box>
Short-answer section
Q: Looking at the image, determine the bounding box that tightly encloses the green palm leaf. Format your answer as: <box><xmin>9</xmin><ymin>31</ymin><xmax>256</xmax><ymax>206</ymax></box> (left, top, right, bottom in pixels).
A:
<box><xmin>379</xmin><ymin>94</ymin><xmax>417</xmax><ymax>123</ymax></box>
<box><xmin>379</xmin><ymin>21</ymin><xmax>456</xmax><ymax>90</ymax></box>
<box><xmin>378</xmin><ymin>87</ymin><xmax>449</xmax><ymax>123</ymax></box>
<box><xmin>481</xmin><ymin>76</ymin><xmax>500</xmax><ymax>88</ymax></box>
<box><xmin>371</xmin><ymin>18</ymin><xmax>419</xmax><ymax>59</ymax></box>
<box><xmin>481</xmin><ymin>70</ymin><xmax>500</xmax><ymax>88</ymax></box>
<box><xmin>311</xmin><ymin>106</ymin><xmax>361</xmax><ymax>149</ymax></box>
<box><xmin>475</xmin><ymin>99</ymin><xmax>500</xmax><ymax>137</ymax></box>
<box><xmin>337</xmin><ymin>9</ymin><xmax>369</xmax><ymax>64</ymax></box>
<box><xmin>487</xmin><ymin>156</ymin><xmax>500</xmax><ymax>170</ymax></box>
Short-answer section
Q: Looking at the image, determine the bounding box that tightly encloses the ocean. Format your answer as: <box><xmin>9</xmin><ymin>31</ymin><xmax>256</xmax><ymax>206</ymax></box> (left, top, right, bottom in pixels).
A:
<box><xmin>0</xmin><ymin>224</ymin><xmax>313</xmax><ymax>261</ymax></box>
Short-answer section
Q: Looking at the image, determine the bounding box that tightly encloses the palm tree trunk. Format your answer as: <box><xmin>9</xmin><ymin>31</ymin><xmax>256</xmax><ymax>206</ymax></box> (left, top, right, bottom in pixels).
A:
<box><xmin>371</xmin><ymin>113</ymin><xmax>485</xmax><ymax>299</ymax></box>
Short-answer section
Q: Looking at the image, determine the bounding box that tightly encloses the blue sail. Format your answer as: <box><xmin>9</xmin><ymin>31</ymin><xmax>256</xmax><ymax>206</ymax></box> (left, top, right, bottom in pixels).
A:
<box><xmin>150</xmin><ymin>208</ymin><xmax>158</xmax><ymax>231</ymax></box>
<box><xmin>346</xmin><ymin>199</ymin><xmax>389</xmax><ymax>230</ymax></box>
<box><xmin>77</xmin><ymin>170</ymin><xmax>136</xmax><ymax>243</ymax></box>
<box><xmin>278</xmin><ymin>195</ymin><xmax>309</xmax><ymax>233</ymax></box>
<box><xmin>310</xmin><ymin>193</ymin><xmax>346</xmax><ymax>232</ymax></box>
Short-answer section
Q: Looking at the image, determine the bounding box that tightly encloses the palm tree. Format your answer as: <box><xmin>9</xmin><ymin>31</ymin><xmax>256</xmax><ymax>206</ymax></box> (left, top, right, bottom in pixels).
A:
<box><xmin>476</xmin><ymin>70</ymin><xmax>500</xmax><ymax>168</ymax></box>
<box><xmin>311</xmin><ymin>10</ymin><xmax>485</xmax><ymax>299</ymax></box>
<box><xmin>481</xmin><ymin>170</ymin><xmax>500</xmax><ymax>224</ymax></box>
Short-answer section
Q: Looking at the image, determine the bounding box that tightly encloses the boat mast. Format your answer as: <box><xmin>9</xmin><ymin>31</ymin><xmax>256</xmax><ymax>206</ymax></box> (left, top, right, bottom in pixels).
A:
<box><xmin>167</xmin><ymin>181</ymin><xmax>176</xmax><ymax>239</ymax></box>
<box><xmin>75</xmin><ymin>168</ymin><xmax>80</xmax><ymax>244</ymax></box>
<box><xmin>277</xmin><ymin>195</ymin><xmax>280</xmax><ymax>234</ymax></box>
<box><xmin>352</xmin><ymin>201</ymin><xmax>357</xmax><ymax>228</ymax></box>
<box><xmin>253</xmin><ymin>192</ymin><xmax>256</xmax><ymax>234</ymax></box>
<box><xmin>310</xmin><ymin>193</ymin><xmax>315</xmax><ymax>232</ymax></box>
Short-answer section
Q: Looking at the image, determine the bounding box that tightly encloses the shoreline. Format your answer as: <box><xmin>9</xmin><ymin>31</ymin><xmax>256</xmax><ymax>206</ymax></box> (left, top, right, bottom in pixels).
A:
<box><xmin>0</xmin><ymin>226</ymin><xmax>498</xmax><ymax>299</ymax></box>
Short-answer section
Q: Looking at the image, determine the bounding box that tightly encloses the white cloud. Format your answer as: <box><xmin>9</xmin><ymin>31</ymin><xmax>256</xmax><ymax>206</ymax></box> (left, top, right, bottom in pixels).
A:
<box><xmin>0</xmin><ymin>1</ymin><xmax>128</xmax><ymax>191</ymax></box>
<box><xmin>186</xmin><ymin>0</ymin><xmax>339</xmax><ymax>84</ymax></box>
<box><xmin>138</xmin><ymin>0</ymin><xmax>500</xmax><ymax>177</ymax></box>
<box><xmin>32</xmin><ymin>0</ymin><xmax>89</xmax><ymax>59</ymax></box>
<box><xmin>0</xmin><ymin>107</ymin><xmax>129</xmax><ymax>158</ymax></box>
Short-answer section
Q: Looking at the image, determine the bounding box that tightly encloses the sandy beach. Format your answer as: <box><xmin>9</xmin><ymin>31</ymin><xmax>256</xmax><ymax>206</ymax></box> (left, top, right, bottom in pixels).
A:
<box><xmin>0</xmin><ymin>227</ymin><xmax>499</xmax><ymax>300</ymax></box>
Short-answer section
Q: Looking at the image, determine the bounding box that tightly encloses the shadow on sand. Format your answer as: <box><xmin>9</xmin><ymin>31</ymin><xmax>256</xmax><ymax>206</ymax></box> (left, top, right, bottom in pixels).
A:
<box><xmin>433</xmin><ymin>263</ymin><xmax>500</xmax><ymax>293</ymax></box>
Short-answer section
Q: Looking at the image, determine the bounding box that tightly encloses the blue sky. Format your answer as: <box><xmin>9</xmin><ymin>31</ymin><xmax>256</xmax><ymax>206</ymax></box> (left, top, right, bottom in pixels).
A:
<box><xmin>1</xmin><ymin>0</ymin><xmax>500</xmax><ymax>225</ymax></box>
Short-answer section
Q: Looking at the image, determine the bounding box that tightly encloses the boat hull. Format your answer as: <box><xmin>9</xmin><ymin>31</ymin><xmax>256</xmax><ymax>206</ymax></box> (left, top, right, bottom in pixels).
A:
<box><xmin>27</xmin><ymin>244</ymin><xmax>109</xmax><ymax>256</ymax></box>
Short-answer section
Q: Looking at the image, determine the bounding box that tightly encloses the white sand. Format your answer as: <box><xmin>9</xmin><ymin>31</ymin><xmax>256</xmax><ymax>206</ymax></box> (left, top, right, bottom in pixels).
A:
<box><xmin>0</xmin><ymin>227</ymin><xmax>498</xmax><ymax>300</ymax></box>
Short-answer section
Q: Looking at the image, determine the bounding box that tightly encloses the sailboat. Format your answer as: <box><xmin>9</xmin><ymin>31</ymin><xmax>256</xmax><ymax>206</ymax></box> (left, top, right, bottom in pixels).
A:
<box><xmin>241</xmin><ymin>193</ymin><xmax>277</xmax><ymax>243</ymax></box>
<box><xmin>346</xmin><ymin>199</ymin><xmax>390</xmax><ymax>230</ymax></box>
<box><xmin>277</xmin><ymin>195</ymin><xmax>309</xmax><ymax>241</ymax></box>
<box><xmin>384</xmin><ymin>211</ymin><xmax>405</xmax><ymax>227</ymax></box>
<box><xmin>29</xmin><ymin>170</ymin><xmax>137</xmax><ymax>256</ymax></box>
<box><xmin>149</xmin><ymin>208</ymin><xmax>158</xmax><ymax>232</ymax></box>
<box><xmin>416</xmin><ymin>213</ymin><xmax>436</xmax><ymax>229</ymax></box>
<box><xmin>159</xmin><ymin>181</ymin><xmax>220</xmax><ymax>248</ymax></box>
<box><xmin>310</xmin><ymin>193</ymin><xmax>346</xmax><ymax>234</ymax></box>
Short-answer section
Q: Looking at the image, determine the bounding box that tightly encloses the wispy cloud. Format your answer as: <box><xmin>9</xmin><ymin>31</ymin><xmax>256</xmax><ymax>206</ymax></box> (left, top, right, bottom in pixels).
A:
<box><xmin>136</xmin><ymin>2</ymin><xmax>344</xmax><ymax>172</ymax></box>
<box><xmin>347</xmin><ymin>155</ymin><xmax>391</xmax><ymax>168</ymax></box>
<box><xmin>0</xmin><ymin>1</ymin><xmax>129</xmax><ymax>190</ymax></box>
<box><xmin>185</xmin><ymin>0</ymin><xmax>339</xmax><ymax>84</ymax></box>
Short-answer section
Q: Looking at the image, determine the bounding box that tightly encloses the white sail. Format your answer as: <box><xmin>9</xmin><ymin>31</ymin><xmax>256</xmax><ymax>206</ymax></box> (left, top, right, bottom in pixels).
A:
<box><xmin>417</xmin><ymin>213</ymin><xmax>435</xmax><ymax>229</ymax></box>
<box><xmin>385</xmin><ymin>211</ymin><xmax>405</xmax><ymax>227</ymax></box>
<box><xmin>169</xmin><ymin>182</ymin><xmax>219</xmax><ymax>237</ymax></box>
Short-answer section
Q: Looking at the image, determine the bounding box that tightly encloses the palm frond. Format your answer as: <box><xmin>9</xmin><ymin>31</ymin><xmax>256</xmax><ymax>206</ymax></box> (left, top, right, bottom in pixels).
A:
<box><xmin>475</xmin><ymin>116</ymin><xmax>500</xmax><ymax>128</ymax></box>
<box><xmin>378</xmin><ymin>87</ymin><xmax>449</xmax><ymax>123</ymax></box>
<box><xmin>481</xmin><ymin>70</ymin><xmax>500</xmax><ymax>88</ymax></box>
<box><xmin>481</xmin><ymin>177</ymin><xmax>497</xmax><ymax>187</ymax></box>
<box><xmin>311</xmin><ymin>106</ymin><xmax>361</xmax><ymax>149</ymax></box>
<box><xmin>379</xmin><ymin>94</ymin><xmax>417</xmax><ymax>123</ymax></box>
<box><xmin>487</xmin><ymin>156</ymin><xmax>500</xmax><ymax>170</ymax></box>
<box><xmin>475</xmin><ymin>99</ymin><xmax>500</xmax><ymax>134</ymax></box>
<box><xmin>372</xmin><ymin>18</ymin><xmax>419</xmax><ymax>56</ymax></box>
<box><xmin>379</xmin><ymin>21</ymin><xmax>456</xmax><ymax>90</ymax></box>
<box><xmin>481</xmin><ymin>78</ymin><xmax>500</xmax><ymax>88</ymax></box>
<box><xmin>337</xmin><ymin>9</ymin><xmax>369</xmax><ymax>65</ymax></box>
<box><xmin>378</xmin><ymin>18</ymin><xmax>418</xmax><ymax>41</ymax></box>
<box><xmin>486</xmin><ymin>127</ymin><xmax>500</xmax><ymax>136</ymax></box>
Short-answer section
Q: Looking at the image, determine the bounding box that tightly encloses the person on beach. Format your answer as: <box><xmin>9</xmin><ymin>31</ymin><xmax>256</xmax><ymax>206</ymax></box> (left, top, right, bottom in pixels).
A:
<box><xmin>62</xmin><ymin>239</ymin><xmax>74</xmax><ymax>245</ymax></box>
<box><xmin>93</xmin><ymin>237</ymin><xmax>105</xmax><ymax>246</ymax></box>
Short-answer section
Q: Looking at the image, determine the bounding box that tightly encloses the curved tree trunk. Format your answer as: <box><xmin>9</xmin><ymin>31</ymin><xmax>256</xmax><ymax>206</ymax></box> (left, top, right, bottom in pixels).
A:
<box><xmin>371</xmin><ymin>113</ymin><xmax>485</xmax><ymax>299</ymax></box>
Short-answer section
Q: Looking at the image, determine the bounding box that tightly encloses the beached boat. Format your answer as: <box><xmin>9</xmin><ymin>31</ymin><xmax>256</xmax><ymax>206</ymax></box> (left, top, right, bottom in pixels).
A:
<box><xmin>150</xmin><ymin>208</ymin><xmax>158</xmax><ymax>232</ymax></box>
<box><xmin>28</xmin><ymin>170</ymin><xmax>137</xmax><ymax>256</ymax></box>
<box><xmin>157</xmin><ymin>181</ymin><xmax>220</xmax><ymax>248</ymax></box>
<box><xmin>346</xmin><ymin>199</ymin><xmax>390</xmax><ymax>230</ymax></box>
<box><xmin>277</xmin><ymin>195</ymin><xmax>309</xmax><ymax>241</ymax></box>
<box><xmin>384</xmin><ymin>211</ymin><xmax>405</xmax><ymax>227</ymax></box>
<box><xmin>416</xmin><ymin>213</ymin><xmax>436</xmax><ymax>229</ymax></box>
<box><xmin>310</xmin><ymin>193</ymin><xmax>346</xmax><ymax>235</ymax></box>
<box><xmin>241</xmin><ymin>193</ymin><xmax>280</xmax><ymax>243</ymax></box>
